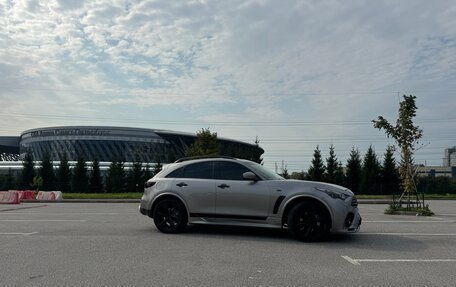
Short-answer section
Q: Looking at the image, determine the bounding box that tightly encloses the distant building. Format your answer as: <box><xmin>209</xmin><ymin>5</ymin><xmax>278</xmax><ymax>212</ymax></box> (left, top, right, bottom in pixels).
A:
<box><xmin>0</xmin><ymin>126</ymin><xmax>263</xmax><ymax>163</ymax></box>
<box><xmin>443</xmin><ymin>146</ymin><xmax>456</xmax><ymax>167</ymax></box>
<box><xmin>416</xmin><ymin>166</ymin><xmax>456</xmax><ymax>179</ymax></box>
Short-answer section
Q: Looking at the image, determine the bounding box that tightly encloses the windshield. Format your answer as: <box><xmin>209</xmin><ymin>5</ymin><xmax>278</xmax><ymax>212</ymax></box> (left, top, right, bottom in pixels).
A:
<box><xmin>242</xmin><ymin>161</ymin><xmax>284</xmax><ymax>180</ymax></box>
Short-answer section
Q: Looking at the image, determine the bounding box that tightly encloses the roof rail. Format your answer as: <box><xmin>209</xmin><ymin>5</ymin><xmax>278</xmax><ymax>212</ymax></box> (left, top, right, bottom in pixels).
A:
<box><xmin>174</xmin><ymin>155</ymin><xmax>237</xmax><ymax>163</ymax></box>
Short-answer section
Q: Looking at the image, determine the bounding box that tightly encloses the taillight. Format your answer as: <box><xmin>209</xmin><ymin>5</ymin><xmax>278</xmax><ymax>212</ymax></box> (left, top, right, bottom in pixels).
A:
<box><xmin>144</xmin><ymin>181</ymin><xmax>156</xmax><ymax>188</ymax></box>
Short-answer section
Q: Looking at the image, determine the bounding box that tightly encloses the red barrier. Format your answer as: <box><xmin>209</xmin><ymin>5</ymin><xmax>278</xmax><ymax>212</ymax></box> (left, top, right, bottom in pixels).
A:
<box><xmin>9</xmin><ymin>190</ymin><xmax>36</xmax><ymax>200</ymax></box>
<box><xmin>36</xmin><ymin>191</ymin><xmax>63</xmax><ymax>201</ymax></box>
<box><xmin>0</xmin><ymin>191</ymin><xmax>20</xmax><ymax>204</ymax></box>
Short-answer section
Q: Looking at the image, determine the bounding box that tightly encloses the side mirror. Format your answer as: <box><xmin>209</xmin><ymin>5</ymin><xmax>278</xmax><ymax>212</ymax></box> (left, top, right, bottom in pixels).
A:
<box><xmin>243</xmin><ymin>172</ymin><xmax>258</xmax><ymax>181</ymax></box>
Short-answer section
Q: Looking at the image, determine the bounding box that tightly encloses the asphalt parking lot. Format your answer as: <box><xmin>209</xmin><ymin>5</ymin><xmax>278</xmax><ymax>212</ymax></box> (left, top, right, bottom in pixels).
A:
<box><xmin>1</xmin><ymin>201</ymin><xmax>455</xmax><ymax>286</ymax></box>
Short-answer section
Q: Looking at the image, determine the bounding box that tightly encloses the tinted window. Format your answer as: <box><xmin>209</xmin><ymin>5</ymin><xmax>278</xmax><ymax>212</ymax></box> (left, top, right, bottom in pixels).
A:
<box><xmin>215</xmin><ymin>161</ymin><xmax>252</xmax><ymax>180</ymax></box>
<box><xmin>165</xmin><ymin>167</ymin><xmax>184</xmax><ymax>178</ymax></box>
<box><xmin>182</xmin><ymin>162</ymin><xmax>214</xmax><ymax>179</ymax></box>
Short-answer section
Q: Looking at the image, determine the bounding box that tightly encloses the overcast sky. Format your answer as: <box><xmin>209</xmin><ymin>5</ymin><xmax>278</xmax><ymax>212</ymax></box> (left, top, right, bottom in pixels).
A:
<box><xmin>1</xmin><ymin>0</ymin><xmax>455</xmax><ymax>171</ymax></box>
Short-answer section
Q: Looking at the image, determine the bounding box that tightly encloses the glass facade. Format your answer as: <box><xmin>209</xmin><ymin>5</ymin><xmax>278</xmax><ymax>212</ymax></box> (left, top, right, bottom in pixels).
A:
<box><xmin>19</xmin><ymin>127</ymin><xmax>182</xmax><ymax>163</ymax></box>
<box><xmin>15</xmin><ymin>126</ymin><xmax>263</xmax><ymax>164</ymax></box>
<box><xmin>20</xmin><ymin>139</ymin><xmax>175</xmax><ymax>163</ymax></box>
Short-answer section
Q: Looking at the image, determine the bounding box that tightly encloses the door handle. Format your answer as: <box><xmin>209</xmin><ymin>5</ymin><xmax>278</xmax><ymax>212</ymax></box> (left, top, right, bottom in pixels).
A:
<box><xmin>176</xmin><ymin>182</ymin><xmax>188</xmax><ymax>187</ymax></box>
<box><xmin>217</xmin><ymin>184</ymin><xmax>230</xmax><ymax>189</ymax></box>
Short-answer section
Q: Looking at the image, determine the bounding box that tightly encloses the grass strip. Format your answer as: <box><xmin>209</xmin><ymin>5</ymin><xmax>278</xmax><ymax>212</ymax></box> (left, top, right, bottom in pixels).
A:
<box><xmin>63</xmin><ymin>193</ymin><xmax>143</xmax><ymax>199</ymax></box>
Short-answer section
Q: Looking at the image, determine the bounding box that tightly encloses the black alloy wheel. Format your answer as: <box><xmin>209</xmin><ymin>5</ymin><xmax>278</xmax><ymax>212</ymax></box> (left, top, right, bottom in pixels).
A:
<box><xmin>287</xmin><ymin>201</ymin><xmax>329</xmax><ymax>242</ymax></box>
<box><xmin>153</xmin><ymin>199</ymin><xmax>188</xmax><ymax>233</ymax></box>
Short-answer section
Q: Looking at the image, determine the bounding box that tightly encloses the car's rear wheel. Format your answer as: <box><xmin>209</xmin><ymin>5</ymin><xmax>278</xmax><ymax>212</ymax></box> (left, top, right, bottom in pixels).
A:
<box><xmin>287</xmin><ymin>201</ymin><xmax>329</xmax><ymax>242</ymax></box>
<box><xmin>153</xmin><ymin>198</ymin><xmax>188</xmax><ymax>233</ymax></box>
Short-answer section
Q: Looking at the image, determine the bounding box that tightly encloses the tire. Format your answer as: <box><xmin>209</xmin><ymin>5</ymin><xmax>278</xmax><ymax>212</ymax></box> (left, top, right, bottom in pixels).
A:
<box><xmin>287</xmin><ymin>201</ymin><xmax>330</xmax><ymax>242</ymax></box>
<box><xmin>153</xmin><ymin>198</ymin><xmax>188</xmax><ymax>233</ymax></box>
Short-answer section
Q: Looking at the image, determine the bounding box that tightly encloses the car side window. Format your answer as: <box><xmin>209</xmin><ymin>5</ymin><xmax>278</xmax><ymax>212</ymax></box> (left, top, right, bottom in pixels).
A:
<box><xmin>182</xmin><ymin>162</ymin><xmax>214</xmax><ymax>179</ymax></box>
<box><xmin>215</xmin><ymin>161</ymin><xmax>252</xmax><ymax>180</ymax></box>
<box><xmin>165</xmin><ymin>167</ymin><xmax>184</xmax><ymax>178</ymax></box>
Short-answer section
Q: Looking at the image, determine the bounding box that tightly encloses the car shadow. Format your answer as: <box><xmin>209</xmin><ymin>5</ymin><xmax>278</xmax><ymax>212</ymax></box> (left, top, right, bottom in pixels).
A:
<box><xmin>139</xmin><ymin>224</ymin><xmax>428</xmax><ymax>251</ymax></box>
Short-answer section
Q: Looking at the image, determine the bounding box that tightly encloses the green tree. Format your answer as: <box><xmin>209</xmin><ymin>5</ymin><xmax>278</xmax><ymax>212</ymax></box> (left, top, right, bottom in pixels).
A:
<box><xmin>152</xmin><ymin>160</ymin><xmax>163</xmax><ymax>176</ymax></box>
<box><xmin>127</xmin><ymin>158</ymin><xmax>144</xmax><ymax>193</ymax></box>
<box><xmin>361</xmin><ymin>146</ymin><xmax>381</xmax><ymax>195</ymax></box>
<box><xmin>345</xmin><ymin>147</ymin><xmax>362</xmax><ymax>194</ymax></box>
<box><xmin>89</xmin><ymin>158</ymin><xmax>103</xmax><ymax>193</ymax></box>
<box><xmin>57</xmin><ymin>153</ymin><xmax>71</xmax><ymax>192</ymax></box>
<box><xmin>373</xmin><ymin>95</ymin><xmax>423</xmax><ymax>204</ymax></box>
<box><xmin>307</xmin><ymin>146</ymin><xmax>325</xmax><ymax>181</ymax></box>
<box><xmin>324</xmin><ymin>144</ymin><xmax>339</xmax><ymax>183</ymax></box>
<box><xmin>33</xmin><ymin>176</ymin><xmax>43</xmax><ymax>191</ymax></box>
<box><xmin>39</xmin><ymin>152</ymin><xmax>55</xmax><ymax>191</ymax></box>
<box><xmin>106</xmin><ymin>160</ymin><xmax>125</xmax><ymax>193</ymax></box>
<box><xmin>2</xmin><ymin>169</ymin><xmax>17</xmax><ymax>190</ymax></box>
<box><xmin>143</xmin><ymin>163</ymin><xmax>153</xmax><ymax>182</ymax></box>
<box><xmin>335</xmin><ymin>161</ymin><xmax>345</xmax><ymax>186</ymax></box>
<box><xmin>380</xmin><ymin>146</ymin><xmax>400</xmax><ymax>195</ymax></box>
<box><xmin>185</xmin><ymin>128</ymin><xmax>220</xmax><ymax>157</ymax></box>
<box><xmin>21</xmin><ymin>150</ymin><xmax>35</xmax><ymax>189</ymax></box>
<box><xmin>279</xmin><ymin>161</ymin><xmax>290</xmax><ymax>179</ymax></box>
<box><xmin>291</xmin><ymin>171</ymin><xmax>306</xmax><ymax>180</ymax></box>
<box><xmin>72</xmin><ymin>155</ymin><xmax>89</xmax><ymax>193</ymax></box>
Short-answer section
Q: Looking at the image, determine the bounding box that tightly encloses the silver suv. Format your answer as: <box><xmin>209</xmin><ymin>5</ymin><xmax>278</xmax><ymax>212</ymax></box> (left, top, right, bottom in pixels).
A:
<box><xmin>139</xmin><ymin>157</ymin><xmax>361</xmax><ymax>241</ymax></box>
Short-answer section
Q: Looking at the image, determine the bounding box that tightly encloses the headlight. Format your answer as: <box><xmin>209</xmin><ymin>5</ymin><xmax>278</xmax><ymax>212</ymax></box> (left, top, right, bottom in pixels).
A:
<box><xmin>315</xmin><ymin>187</ymin><xmax>349</xmax><ymax>200</ymax></box>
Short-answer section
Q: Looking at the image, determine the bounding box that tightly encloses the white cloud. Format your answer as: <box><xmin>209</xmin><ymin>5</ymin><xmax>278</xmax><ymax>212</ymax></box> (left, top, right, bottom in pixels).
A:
<box><xmin>1</xmin><ymin>0</ymin><xmax>456</xmax><ymax>169</ymax></box>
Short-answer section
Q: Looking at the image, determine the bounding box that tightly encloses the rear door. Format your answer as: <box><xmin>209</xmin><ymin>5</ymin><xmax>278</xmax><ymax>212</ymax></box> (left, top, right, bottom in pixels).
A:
<box><xmin>167</xmin><ymin>161</ymin><xmax>216</xmax><ymax>215</ymax></box>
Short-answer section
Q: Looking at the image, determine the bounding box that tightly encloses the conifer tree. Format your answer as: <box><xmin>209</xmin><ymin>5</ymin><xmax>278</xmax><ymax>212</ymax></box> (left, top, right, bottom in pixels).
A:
<box><xmin>2</xmin><ymin>169</ymin><xmax>17</xmax><ymax>190</ymax></box>
<box><xmin>72</xmin><ymin>155</ymin><xmax>89</xmax><ymax>193</ymax></box>
<box><xmin>307</xmin><ymin>146</ymin><xmax>325</xmax><ymax>181</ymax></box>
<box><xmin>361</xmin><ymin>146</ymin><xmax>381</xmax><ymax>195</ymax></box>
<box><xmin>127</xmin><ymin>157</ymin><xmax>144</xmax><ymax>193</ymax></box>
<box><xmin>21</xmin><ymin>150</ymin><xmax>35</xmax><ymax>190</ymax></box>
<box><xmin>89</xmin><ymin>158</ymin><xmax>103</xmax><ymax>193</ymax></box>
<box><xmin>143</xmin><ymin>163</ymin><xmax>153</xmax><ymax>182</ymax></box>
<box><xmin>345</xmin><ymin>147</ymin><xmax>362</xmax><ymax>194</ymax></box>
<box><xmin>39</xmin><ymin>151</ymin><xmax>55</xmax><ymax>191</ymax></box>
<box><xmin>324</xmin><ymin>144</ymin><xmax>339</xmax><ymax>183</ymax></box>
<box><xmin>381</xmin><ymin>146</ymin><xmax>400</xmax><ymax>195</ymax></box>
<box><xmin>57</xmin><ymin>153</ymin><xmax>71</xmax><ymax>192</ymax></box>
<box><xmin>152</xmin><ymin>160</ymin><xmax>163</xmax><ymax>176</ymax></box>
<box><xmin>106</xmin><ymin>160</ymin><xmax>125</xmax><ymax>193</ymax></box>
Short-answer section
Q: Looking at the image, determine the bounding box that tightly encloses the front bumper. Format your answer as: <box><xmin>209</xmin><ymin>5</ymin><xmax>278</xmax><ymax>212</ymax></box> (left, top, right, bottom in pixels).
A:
<box><xmin>330</xmin><ymin>198</ymin><xmax>362</xmax><ymax>233</ymax></box>
<box><xmin>139</xmin><ymin>206</ymin><xmax>148</xmax><ymax>216</ymax></box>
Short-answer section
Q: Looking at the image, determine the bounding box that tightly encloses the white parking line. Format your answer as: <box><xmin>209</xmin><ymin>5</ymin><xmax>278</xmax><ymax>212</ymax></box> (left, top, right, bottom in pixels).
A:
<box><xmin>0</xmin><ymin>222</ymin><xmax>87</xmax><ymax>224</ymax></box>
<box><xmin>364</xmin><ymin>216</ymin><xmax>454</xmax><ymax>223</ymax></box>
<box><xmin>342</xmin><ymin>256</ymin><xmax>456</xmax><ymax>266</ymax></box>
<box><xmin>0</xmin><ymin>232</ymin><xmax>38</xmax><ymax>236</ymax></box>
<box><xmin>358</xmin><ymin>232</ymin><xmax>456</xmax><ymax>236</ymax></box>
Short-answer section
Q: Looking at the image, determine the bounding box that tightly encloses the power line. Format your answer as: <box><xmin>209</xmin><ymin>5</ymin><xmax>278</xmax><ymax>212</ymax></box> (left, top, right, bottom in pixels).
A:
<box><xmin>1</xmin><ymin>112</ymin><xmax>455</xmax><ymax>127</ymax></box>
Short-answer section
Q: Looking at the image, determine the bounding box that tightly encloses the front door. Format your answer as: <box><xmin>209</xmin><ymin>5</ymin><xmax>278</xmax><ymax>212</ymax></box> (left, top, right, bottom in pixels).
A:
<box><xmin>214</xmin><ymin>161</ymin><xmax>271</xmax><ymax>219</ymax></box>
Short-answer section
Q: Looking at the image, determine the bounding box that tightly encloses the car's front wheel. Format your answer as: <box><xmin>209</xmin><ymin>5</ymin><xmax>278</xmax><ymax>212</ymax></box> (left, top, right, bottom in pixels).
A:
<box><xmin>153</xmin><ymin>198</ymin><xmax>188</xmax><ymax>233</ymax></box>
<box><xmin>287</xmin><ymin>201</ymin><xmax>330</xmax><ymax>242</ymax></box>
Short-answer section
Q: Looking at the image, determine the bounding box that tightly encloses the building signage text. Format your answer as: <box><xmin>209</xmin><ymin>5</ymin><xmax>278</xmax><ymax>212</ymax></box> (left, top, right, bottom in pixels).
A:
<box><xmin>30</xmin><ymin>129</ymin><xmax>111</xmax><ymax>137</ymax></box>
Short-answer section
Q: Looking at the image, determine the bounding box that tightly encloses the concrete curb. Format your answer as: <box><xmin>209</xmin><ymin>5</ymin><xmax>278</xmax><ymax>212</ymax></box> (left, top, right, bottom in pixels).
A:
<box><xmin>21</xmin><ymin>199</ymin><xmax>140</xmax><ymax>203</ymax></box>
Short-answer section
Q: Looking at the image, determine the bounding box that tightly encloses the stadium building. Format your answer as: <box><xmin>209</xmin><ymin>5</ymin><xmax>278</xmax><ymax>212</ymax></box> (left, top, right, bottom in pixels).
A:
<box><xmin>0</xmin><ymin>126</ymin><xmax>263</xmax><ymax>174</ymax></box>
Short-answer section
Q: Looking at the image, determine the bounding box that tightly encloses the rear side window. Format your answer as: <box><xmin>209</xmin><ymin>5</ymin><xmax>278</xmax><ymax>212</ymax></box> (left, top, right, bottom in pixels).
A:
<box><xmin>166</xmin><ymin>162</ymin><xmax>214</xmax><ymax>179</ymax></box>
<box><xmin>166</xmin><ymin>167</ymin><xmax>184</xmax><ymax>178</ymax></box>
<box><xmin>215</xmin><ymin>161</ymin><xmax>252</xmax><ymax>180</ymax></box>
